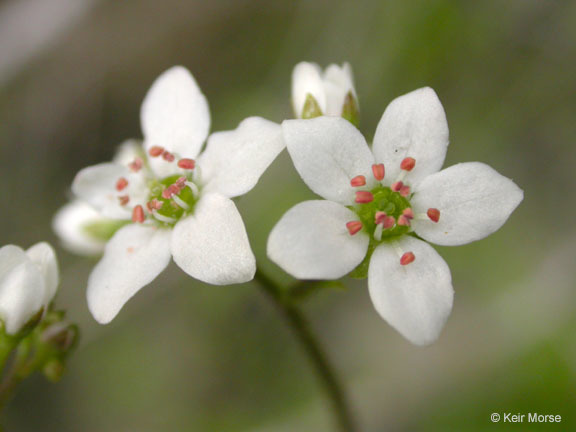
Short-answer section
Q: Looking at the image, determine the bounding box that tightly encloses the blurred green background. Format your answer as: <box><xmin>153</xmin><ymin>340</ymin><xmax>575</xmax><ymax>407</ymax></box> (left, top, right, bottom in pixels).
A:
<box><xmin>0</xmin><ymin>0</ymin><xmax>575</xmax><ymax>430</ymax></box>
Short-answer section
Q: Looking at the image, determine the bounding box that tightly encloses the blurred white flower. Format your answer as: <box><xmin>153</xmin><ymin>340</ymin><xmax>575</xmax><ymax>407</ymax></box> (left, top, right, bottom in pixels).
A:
<box><xmin>292</xmin><ymin>62</ymin><xmax>357</xmax><ymax>120</ymax></box>
<box><xmin>0</xmin><ymin>243</ymin><xmax>58</xmax><ymax>335</ymax></box>
<box><xmin>63</xmin><ymin>66</ymin><xmax>285</xmax><ymax>324</ymax></box>
<box><xmin>268</xmin><ymin>87</ymin><xmax>523</xmax><ymax>346</ymax></box>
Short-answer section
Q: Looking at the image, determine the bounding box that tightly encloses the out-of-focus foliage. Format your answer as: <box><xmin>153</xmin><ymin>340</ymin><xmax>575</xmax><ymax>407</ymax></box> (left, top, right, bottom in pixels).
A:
<box><xmin>0</xmin><ymin>0</ymin><xmax>574</xmax><ymax>430</ymax></box>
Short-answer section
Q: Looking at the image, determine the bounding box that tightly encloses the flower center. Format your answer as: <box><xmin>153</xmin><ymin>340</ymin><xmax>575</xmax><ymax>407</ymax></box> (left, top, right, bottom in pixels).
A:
<box><xmin>350</xmin><ymin>184</ymin><xmax>413</xmax><ymax>241</ymax></box>
<box><xmin>145</xmin><ymin>174</ymin><xmax>199</xmax><ymax>226</ymax></box>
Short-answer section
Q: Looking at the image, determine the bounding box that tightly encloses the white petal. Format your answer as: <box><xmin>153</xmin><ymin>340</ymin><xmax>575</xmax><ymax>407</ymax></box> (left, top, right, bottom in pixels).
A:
<box><xmin>52</xmin><ymin>201</ymin><xmax>108</xmax><ymax>255</ymax></box>
<box><xmin>268</xmin><ymin>200</ymin><xmax>369</xmax><ymax>279</ymax></box>
<box><xmin>113</xmin><ymin>139</ymin><xmax>144</xmax><ymax>165</ymax></box>
<box><xmin>368</xmin><ymin>237</ymin><xmax>453</xmax><ymax>346</ymax></box>
<box><xmin>26</xmin><ymin>242</ymin><xmax>59</xmax><ymax>306</ymax></box>
<box><xmin>0</xmin><ymin>245</ymin><xmax>27</xmax><ymax>281</ymax></box>
<box><xmin>141</xmin><ymin>66</ymin><xmax>210</xmax><ymax>163</ymax></box>
<box><xmin>0</xmin><ymin>261</ymin><xmax>44</xmax><ymax>334</ymax></box>
<box><xmin>372</xmin><ymin>87</ymin><xmax>449</xmax><ymax>187</ymax></box>
<box><xmin>292</xmin><ymin>62</ymin><xmax>326</xmax><ymax>117</ymax></box>
<box><xmin>198</xmin><ymin>117</ymin><xmax>285</xmax><ymax>198</ymax></box>
<box><xmin>72</xmin><ymin>163</ymin><xmax>133</xmax><ymax>219</ymax></box>
<box><xmin>87</xmin><ymin>224</ymin><xmax>172</xmax><ymax>324</ymax></box>
<box><xmin>283</xmin><ymin>117</ymin><xmax>375</xmax><ymax>204</ymax></box>
<box><xmin>323</xmin><ymin>63</ymin><xmax>355</xmax><ymax>116</ymax></box>
<box><xmin>171</xmin><ymin>194</ymin><xmax>255</xmax><ymax>285</ymax></box>
<box><xmin>411</xmin><ymin>162</ymin><xmax>524</xmax><ymax>246</ymax></box>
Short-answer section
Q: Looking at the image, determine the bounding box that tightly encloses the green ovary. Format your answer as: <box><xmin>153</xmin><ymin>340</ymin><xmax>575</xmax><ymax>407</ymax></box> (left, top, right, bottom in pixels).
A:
<box><xmin>147</xmin><ymin>174</ymin><xmax>198</xmax><ymax>226</ymax></box>
<box><xmin>352</xmin><ymin>185</ymin><xmax>412</xmax><ymax>242</ymax></box>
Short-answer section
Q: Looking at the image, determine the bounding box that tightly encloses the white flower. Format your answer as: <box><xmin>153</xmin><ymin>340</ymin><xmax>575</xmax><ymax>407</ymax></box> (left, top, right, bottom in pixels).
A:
<box><xmin>268</xmin><ymin>87</ymin><xmax>523</xmax><ymax>346</ymax></box>
<box><xmin>292</xmin><ymin>62</ymin><xmax>357</xmax><ymax>119</ymax></box>
<box><xmin>67</xmin><ymin>66</ymin><xmax>285</xmax><ymax>324</ymax></box>
<box><xmin>0</xmin><ymin>243</ymin><xmax>59</xmax><ymax>335</ymax></box>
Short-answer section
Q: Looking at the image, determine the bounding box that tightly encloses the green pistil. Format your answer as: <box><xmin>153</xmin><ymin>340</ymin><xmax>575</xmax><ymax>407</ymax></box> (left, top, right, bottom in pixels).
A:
<box><xmin>350</xmin><ymin>185</ymin><xmax>412</xmax><ymax>241</ymax></box>
<box><xmin>148</xmin><ymin>174</ymin><xmax>198</xmax><ymax>227</ymax></box>
<box><xmin>348</xmin><ymin>185</ymin><xmax>412</xmax><ymax>279</ymax></box>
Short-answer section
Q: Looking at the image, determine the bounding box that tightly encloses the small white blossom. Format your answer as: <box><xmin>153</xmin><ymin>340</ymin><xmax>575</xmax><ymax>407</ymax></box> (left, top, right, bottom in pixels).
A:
<box><xmin>0</xmin><ymin>243</ymin><xmax>59</xmax><ymax>334</ymax></box>
<box><xmin>268</xmin><ymin>87</ymin><xmax>523</xmax><ymax>345</ymax></box>
<box><xmin>62</xmin><ymin>66</ymin><xmax>285</xmax><ymax>324</ymax></box>
<box><xmin>292</xmin><ymin>62</ymin><xmax>357</xmax><ymax>119</ymax></box>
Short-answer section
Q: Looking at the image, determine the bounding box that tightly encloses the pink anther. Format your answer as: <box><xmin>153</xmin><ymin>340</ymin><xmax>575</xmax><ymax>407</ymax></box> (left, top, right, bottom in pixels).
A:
<box><xmin>116</xmin><ymin>177</ymin><xmax>128</xmax><ymax>191</ymax></box>
<box><xmin>132</xmin><ymin>205</ymin><xmax>145</xmax><ymax>223</ymax></box>
<box><xmin>118</xmin><ymin>195</ymin><xmax>130</xmax><ymax>206</ymax></box>
<box><xmin>148</xmin><ymin>146</ymin><xmax>164</xmax><ymax>157</ymax></box>
<box><xmin>346</xmin><ymin>221</ymin><xmax>363</xmax><ymax>235</ymax></box>
<box><xmin>129</xmin><ymin>157</ymin><xmax>143</xmax><ymax>172</ymax></box>
<box><xmin>177</xmin><ymin>158</ymin><xmax>195</xmax><ymax>170</ymax></box>
<box><xmin>399</xmin><ymin>185</ymin><xmax>411</xmax><ymax>197</ymax></box>
<box><xmin>400</xmin><ymin>157</ymin><xmax>416</xmax><ymax>171</ymax></box>
<box><xmin>162</xmin><ymin>151</ymin><xmax>175</xmax><ymax>162</ymax></box>
<box><xmin>372</xmin><ymin>164</ymin><xmax>385</xmax><ymax>181</ymax></box>
<box><xmin>355</xmin><ymin>191</ymin><xmax>374</xmax><ymax>204</ymax></box>
<box><xmin>397</xmin><ymin>215</ymin><xmax>411</xmax><ymax>226</ymax></box>
<box><xmin>382</xmin><ymin>216</ymin><xmax>396</xmax><ymax>229</ymax></box>
<box><xmin>400</xmin><ymin>252</ymin><xmax>415</xmax><ymax>266</ymax></box>
<box><xmin>374</xmin><ymin>211</ymin><xmax>387</xmax><ymax>225</ymax></box>
<box><xmin>427</xmin><ymin>208</ymin><xmax>440</xmax><ymax>223</ymax></box>
<box><xmin>402</xmin><ymin>208</ymin><xmax>414</xmax><ymax>219</ymax></box>
<box><xmin>350</xmin><ymin>175</ymin><xmax>366</xmax><ymax>187</ymax></box>
<box><xmin>391</xmin><ymin>181</ymin><xmax>403</xmax><ymax>192</ymax></box>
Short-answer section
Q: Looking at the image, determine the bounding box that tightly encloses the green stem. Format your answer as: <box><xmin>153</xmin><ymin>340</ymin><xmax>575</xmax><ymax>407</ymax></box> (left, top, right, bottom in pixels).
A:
<box><xmin>254</xmin><ymin>269</ymin><xmax>356</xmax><ymax>432</ymax></box>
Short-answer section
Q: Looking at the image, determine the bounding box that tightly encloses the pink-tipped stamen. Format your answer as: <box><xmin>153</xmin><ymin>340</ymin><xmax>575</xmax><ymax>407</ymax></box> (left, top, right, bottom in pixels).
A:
<box><xmin>147</xmin><ymin>199</ymin><xmax>163</xmax><ymax>211</ymax></box>
<box><xmin>129</xmin><ymin>157</ymin><xmax>143</xmax><ymax>172</ymax></box>
<box><xmin>355</xmin><ymin>191</ymin><xmax>374</xmax><ymax>204</ymax></box>
<box><xmin>374</xmin><ymin>211</ymin><xmax>387</xmax><ymax>225</ymax></box>
<box><xmin>427</xmin><ymin>208</ymin><xmax>440</xmax><ymax>223</ymax></box>
<box><xmin>399</xmin><ymin>185</ymin><xmax>411</xmax><ymax>197</ymax></box>
<box><xmin>132</xmin><ymin>205</ymin><xmax>145</xmax><ymax>223</ymax></box>
<box><xmin>397</xmin><ymin>215</ymin><xmax>411</xmax><ymax>226</ymax></box>
<box><xmin>118</xmin><ymin>195</ymin><xmax>130</xmax><ymax>206</ymax></box>
<box><xmin>177</xmin><ymin>158</ymin><xmax>195</xmax><ymax>170</ymax></box>
<box><xmin>400</xmin><ymin>252</ymin><xmax>415</xmax><ymax>266</ymax></box>
<box><xmin>162</xmin><ymin>151</ymin><xmax>175</xmax><ymax>162</ymax></box>
<box><xmin>148</xmin><ymin>146</ymin><xmax>164</xmax><ymax>157</ymax></box>
<box><xmin>350</xmin><ymin>175</ymin><xmax>366</xmax><ymax>187</ymax></box>
<box><xmin>383</xmin><ymin>216</ymin><xmax>395</xmax><ymax>229</ymax></box>
<box><xmin>162</xmin><ymin>188</ymin><xmax>173</xmax><ymax>199</ymax></box>
<box><xmin>391</xmin><ymin>181</ymin><xmax>403</xmax><ymax>192</ymax></box>
<box><xmin>402</xmin><ymin>208</ymin><xmax>414</xmax><ymax>219</ymax></box>
<box><xmin>116</xmin><ymin>177</ymin><xmax>128</xmax><ymax>191</ymax></box>
<box><xmin>400</xmin><ymin>157</ymin><xmax>416</xmax><ymax>171</ymax></box>
<box><xmin>372</xmin><ymin>164</ymin><xmax>385</xmax><ymax>181</ymax></box>
<box><xmin>346</xmin><ymin>221</ymin><xmax>363</xmax><ymax>235</ymax></box>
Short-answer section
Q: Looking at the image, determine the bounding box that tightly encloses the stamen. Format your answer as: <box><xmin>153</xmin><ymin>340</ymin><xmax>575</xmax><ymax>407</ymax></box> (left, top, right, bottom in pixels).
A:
<box><xmin>400</xmin><ymin>251</ymin><xmax>415</xmax><ymax>266</ymax></box>
<box><xmin>177</xmin><ymin>158</ymin><xmax>195</xmax><ymax>170</ymax></box>
<box><xmin>132</xmin><ymin>205</ymin><xmax>145</xmax><ymax>223</ymax></box>
<box><xmin>116</xmin><ymin>177</ymin><xmax>128</xmax><ymax>191</ymax></box>
<box><xmin>355</xmin><ymin>191</ymin><xmax>374</xmax><ymax>204</ymax></box>
<box><xmin>152</xmin><ymin>211</ymin><xmax>176</xmax><ymax>224</ymax></box>
<box><xmin>346</xmin><ymin>221</ymin><xmax>363</xmax><ymax>235</ymax></box>
<box><xmin>172</xmin><ymin>194</ymin><xmax>190</xmax><ymax>210</ymax></box>
<box><xmin>162</xmin><ymin>151</ymin><xmax>175</xmax><ymax>162</ymax></box>
<box><xmin>118</xmin><ymin>195</ymin><xmax>130</xmax><ymax>206</ymax></box>
<box><xmin>397</xmin><ymin>215</ymin><xmax>411</xmax><ymax>226</ymax></box>
<box><xmin>382</xmin><ymin>216</ymin><xmax>395</xmax><ymax>229</ymax></box>
<box><xmin>391</xmin><ymin>181</ymin><xmax>403</xmax><ymax>192</ymax></box>
<box><xmin>185</xmin><ymin>181</ymin><xmax>199</xmax><ymax>197</ymax></box>
<box><xmin>400</xmin><ymin>157</ymin><xmax>416</xmax><ymax>171</ymax></box>
<box><xmin>399</xmin><ymin>185</ymin><xmax>411</xmax><ymax>197</ymax></box>
<box><xmin>147</xmin><ymin>199</ymin><xmax>163</xmax><ymax>211</ymax></box>
<box><xmin>402</xmin><ymin>208</ymin><xmax>414</xmax><ymax>219</ymax></box>
<box><xmin>161</xmin><ymin>188</ymin><xmax>172</xmax><ymax>199</ymax></box>
<box><xmin>129</xmin><ymin>157</ymin><xmax>143</xmax><ymax>172</ymax></box>
<box><xmin>148</xmin><ymin>146</ymin><xmax>164</xmax><ymax>157</ymax></box>
<box><xmin>372</xmin><ymin>164</ymin><xmax>385</xmax><ymax>181</ymax></box>
<box><xmin>373</xmin><ymin>224</ymin><xmax>383</xmax><ymax>241</ymax></box>
<box><xmin>427</xmin><ymin>208</ymin><xmax>440</xmax><ymax>223</ymax></box>
<box><xmin>374</xmin><ymin>211</ymin><xmax>387</xmax><ymax>225</ymax></box>
<box><xmin>350</xmin><ymin>175</ymin><xmax>366</xmax><ymax>187</ymax></box>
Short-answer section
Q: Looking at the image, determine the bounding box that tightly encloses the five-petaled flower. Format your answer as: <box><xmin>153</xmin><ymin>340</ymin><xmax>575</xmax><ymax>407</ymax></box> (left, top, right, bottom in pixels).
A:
<box><xmin>268</xmin><ymin>87</ymin><xmax>523</xmax><ymax>345</ymax></box>
<box><xmin>66</xmin><ymin>66</ymin><xmax>285</xmax><ymax>324</ymax></box>
<box><xmin>292</xmin><ymin>62</ymin><xmax>358</xmax><ymax>123</ymax></box>
<box><xmin>0</xmin><ymin>243</ymin><xmax>58</xmax><ymax>335</ymax></box>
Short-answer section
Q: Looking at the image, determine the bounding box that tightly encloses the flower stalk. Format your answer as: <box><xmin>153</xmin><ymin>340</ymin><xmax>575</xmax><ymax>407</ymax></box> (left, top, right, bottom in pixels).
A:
<box><xmin>254</xmin><ymin>269</ymin><xmax>356</xmax><ymax>432</ymax></box>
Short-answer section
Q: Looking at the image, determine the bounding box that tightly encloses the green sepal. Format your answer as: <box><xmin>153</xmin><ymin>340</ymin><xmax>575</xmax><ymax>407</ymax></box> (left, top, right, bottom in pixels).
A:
<box><xmin>300</xmin><ymin>93</ymin><xmax>323</xmax><ymax>119</ymax></box>
<box><xmin>83</xmin><ymin>219</ymin><xmax>130</xmax><ymax>242</ymax></box>
<box><xmin>341</xmin><ymin>91</ymin><xmax>360</xmax><ymax>127</ymax></box>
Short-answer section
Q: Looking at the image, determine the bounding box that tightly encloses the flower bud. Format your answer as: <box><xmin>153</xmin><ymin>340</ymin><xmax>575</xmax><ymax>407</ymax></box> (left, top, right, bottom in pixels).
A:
<box><xmin>291</xmin><ymin>62</ymin><xmax>358</xmax><ymax>123</ymax></box>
